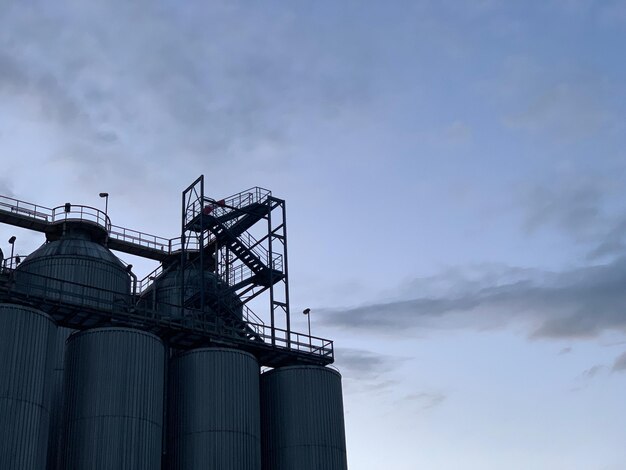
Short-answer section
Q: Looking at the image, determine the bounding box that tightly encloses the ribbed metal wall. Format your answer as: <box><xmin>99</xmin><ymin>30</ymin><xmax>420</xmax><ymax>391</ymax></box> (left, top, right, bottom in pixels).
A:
<box><xmin>47</xmin><ymin>326</ymin><xmax>74</xmax><ymax>470</ymax></box>
<box><xmin>153</xmin><ymin>267</ymin><xmax>242</xmax><ymax>320</ymax></box>
<box><xmin>168</xmin><ymin>348</ymin><xmax>261</xmax><ymax>470</ymax></box>
<box><xmin>0</xmin><ymin>303</ymin><xmax>56</xmax><ymax>470</ymax></box>
<box><xmin>14</xmin><ymin>231</ymin><xmax>130</xmax><ymax>310</ymax></box>
<box><xmin>260</xmin><ymin>366</ymin><xmax>348</xmax><ymax>470</ymax></box>
<box><xmin>59</xmin><ymin>328</ymin><xmax>165</xmax><ymax>470</ymax></box>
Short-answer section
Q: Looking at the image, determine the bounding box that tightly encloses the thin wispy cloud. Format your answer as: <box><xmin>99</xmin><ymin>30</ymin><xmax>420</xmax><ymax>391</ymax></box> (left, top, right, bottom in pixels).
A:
<box><xmin>320</xmin><ymin>257</ymin><xmax>626</xmax><ymax>340</ymax></box>
<box><xmin>334</xmin><ymin>347</ymin><xmax>406</xmax><ymax>381</ymax></box>
<box><xmin>404</xmin><ymin>391</ymin><xmax>447</xmax><ymax>411</ymax></box>
<box><xmin>611</xmin><ymin>351</ymin><xmax>626</xmax><ymax>373</ymax></box>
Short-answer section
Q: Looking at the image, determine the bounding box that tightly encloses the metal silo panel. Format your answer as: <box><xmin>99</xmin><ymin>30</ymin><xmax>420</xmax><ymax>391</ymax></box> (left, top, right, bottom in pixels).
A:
<box><xmin>14</xmin><ymin>236</ymin><xmax>131</xmax><ymax>310</ymax></box>
<box><xmin>59</xmin><ymin>328</ymin><xmax>165</xmax><ymax>470</ymax></box>
<box><xmin>168</xmin><ymin>348</ymin><xmax>261</xmax><ymax>470</ymax></box>
<box><xmin>47</xmin><ymin>326</ymin><xmax>74</xmax><ymax>470</ymax></box>
<box><xmin>152</xmin><ymin>267</ymin><xmax>242</xmax><ymax>320</ymax></box>
<box><xmin>260</xmin><ymin>366</ymin><xmax>348</xmax><ymax>470</ymax></box>
<box><xmin>0</xmin><ymin>304</ymin><xmax>56</xmax><ymax>470</ymax></box>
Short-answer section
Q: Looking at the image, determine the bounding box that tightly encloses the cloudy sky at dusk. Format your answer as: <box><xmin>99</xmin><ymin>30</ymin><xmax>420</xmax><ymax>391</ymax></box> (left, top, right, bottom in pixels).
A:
<box><xmin>2</xmin><ymin>1</ymin><xmax>626</xmax><ymax>468</ymax></box>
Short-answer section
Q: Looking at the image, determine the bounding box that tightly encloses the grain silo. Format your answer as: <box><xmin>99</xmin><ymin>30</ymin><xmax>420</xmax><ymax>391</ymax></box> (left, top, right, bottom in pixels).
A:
<box><xmin>59</xmin><ymin>328</ymin><xmax>165</xmax><ymax>469</ymax></box>
<box><xmin>0</xmin><ymin>175</ymin><xmax>347</xmax><ymax>470</ymax></box>
<box><xmin>0</xmin><ymin>304</ymin><xmax>56</xmax><ymax>470</ymax></box>
<box><xmin>261</xmin><ymin>366</ymin><xmax>348</xmax><ymax>470</ymax></box>
<box><xmin>168</xmin><ymin>348</ymin><xmax>261</xmax><ymax>469</ymax></box>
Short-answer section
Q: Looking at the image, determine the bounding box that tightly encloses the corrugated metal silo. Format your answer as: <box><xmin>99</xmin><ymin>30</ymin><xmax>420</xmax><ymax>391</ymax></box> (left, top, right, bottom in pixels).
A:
<box><xmin>168</xmin><ymin>348</ymin><xmax>261</xmax><ymax>470</ymax></box>
<box><xmin>59</xmin><ymin>328</ymin><xmax>165</xmax><ymax>470</ymax></box>
<box><xmin>152</xmin><ymin>266</ymin><xmax>242</xmax><ymax>320</ymax></box>
<box><xmin>14</xmin><ymin>226</ymin><xmax>131</xmax><ymax>310</ymax></box>
<box><xmin>0</xmin><ymin>304</ymin><xmax>56</xmax><ymax>470</ymax></box>
<box><xmin>260</xmin><ymin>366</ymin><xmax>348</xmax><ymax>470</ymax></box>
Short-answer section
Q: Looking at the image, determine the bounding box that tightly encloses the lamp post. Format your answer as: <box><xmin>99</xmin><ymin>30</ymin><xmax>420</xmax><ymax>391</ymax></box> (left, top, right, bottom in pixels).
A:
<box><xmin>99</xmin><ymin>192</ymin><xmax>109</xmax><ymax>219</ymax></box>
<box><xmin>99</xmin><ymin>193</ymin><xmax>110</xmax><ymax>245</ymax></box>
<box><xmin>303</xmin><ymin>308</ymin><xmax>311</xmax><ymax>349</ymax></box>
<box><xmin>8</xmin><ymin>236</ymin><xmax>16</xmax><ymax>260</ymax></box>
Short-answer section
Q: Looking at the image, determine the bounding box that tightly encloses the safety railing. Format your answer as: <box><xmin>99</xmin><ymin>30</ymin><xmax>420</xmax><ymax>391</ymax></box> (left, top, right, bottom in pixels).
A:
<box><xmin>0</xmin><ymin>194</ymin><xmax>52</xmax><ymax>222</ymax></box>
<box><xmin>51</xmin><ymin>204</ymin><xmax>111</xmax><ymax>232</ymax></box>
<box><xmin>109</xmin><ymin>225</ymin><xmax>170</xmax><ymax>252</ymax></box>
<box><xmin>210</xmin><ymin>187</ymin><xmax>271</xmax><ymax>217</ymax></box>
<box><xmin>1</xmin><ymin>256</ymin><xmax>23</xmax><ymax>271</ymax></box>
<box><xmin>249</xmin><ymin>322</ymin><xmax>334</xmax><ymax>357</ymax></box>
<box><xmin>185</xmin><ymin>187</ymin><xmax>271</xmax><ymax>228</ymax></box>
<box><xmin>137</xmin><ymin>264</ymin><xmax>164</xmax><ymax>294</ymax></box>
<box><xmin>241</xmin><ymin>303</ymin><xmax>265</xmax><ymax>335</ymax></box>
<box><xmin>236</xmin><ymin>231</ymin><xmax>282</xmax><ymax>268</ymax></box>
<box><xmin>0</xmin><ymin>267</ymin><xmax>332</xmax><ymax>359</ymax></box>
<box><xmin>222</xmin><ymin>254</ymin><xmax>283</xmax><ymax>288</ymax></box>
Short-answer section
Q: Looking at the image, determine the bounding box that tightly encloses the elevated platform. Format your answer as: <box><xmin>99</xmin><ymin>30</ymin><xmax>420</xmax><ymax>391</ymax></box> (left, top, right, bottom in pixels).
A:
<box><xmin>0</xmin><ymin>180</ymin><xmax>315</xmax><ymax>367</ymax></box>
<box><xmin>0</xmin><ymin>269</ymin><xmax>333</xmax><ymax>367</ymax></box>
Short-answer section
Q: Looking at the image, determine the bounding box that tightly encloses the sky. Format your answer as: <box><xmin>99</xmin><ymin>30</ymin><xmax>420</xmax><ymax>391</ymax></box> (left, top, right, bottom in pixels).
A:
<box><xmin>1</xmin><ymin>1</ymin><xmax>626</xmax><ymax>468</ymax></box>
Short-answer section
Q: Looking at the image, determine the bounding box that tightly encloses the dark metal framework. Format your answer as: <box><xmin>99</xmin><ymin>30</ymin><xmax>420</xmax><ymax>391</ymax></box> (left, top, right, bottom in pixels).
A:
<box><xmin>180</xmin><ymin>175</ymin><xmax>292</xmax><ymax>349</ymax></box>
<box><xmin>0</xmin><ymin>176</ymin><xmax>331</xmax><ymax>367</ymax></box>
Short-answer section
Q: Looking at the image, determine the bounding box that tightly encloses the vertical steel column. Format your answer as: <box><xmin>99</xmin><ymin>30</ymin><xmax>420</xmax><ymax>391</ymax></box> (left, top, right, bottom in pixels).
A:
<box><xmin>267</xmin><ymin>201</ymin><xmax>275</xmax><ymax>347</ymax></box>
<box><xmin>281</xmin><ymin>200</ymin><xmax>291</xmax><ymax>346</ymax></box>
<box><xmin>199</xmin><ymin>177</ymin><xmax>205</xmax><ymax>312</ymax></box>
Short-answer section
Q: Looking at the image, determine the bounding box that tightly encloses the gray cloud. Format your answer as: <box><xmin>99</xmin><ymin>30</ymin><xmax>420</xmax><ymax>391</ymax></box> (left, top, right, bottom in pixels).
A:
<box><xmin>320</xmin><ymin>257</ymin><xmax>626</xmax><ymax>340</ymax></box>
<box><xmin>504</xmin><ymin>81</ymin><xmax>611</xmax><ymax>139</ymax></box>
<box><xmin>588</xmin><ymin>216</ymin><xmax>626</xmax><ymax>260</ymax></box>
<box><xmin>522</xmin><ymin>179</ymin><xmax>605</xmax><ymax>239</ymax></box>
<box><xmin>0</xmin><ymin>178</ymin><xmax>13</xmax><ymax>197</ymax></box>
<box><xmin>0</xmin><ymin>0</ymin><xmax>373</xmax><ymax>186</ymax></box>
<box><xmin>520</xmin><ymin>173</ymin><xmax>626</xmax><ymax>261</ymax></box>
<box><xmin>581</xmin><ymin>365</ymin><xmax>603</xmax><ymax>380</ymax></box>
<box><xmin>611</xmin><ymin>351</ymin><xmax>626</xmax><ymax>372</ymax></box>
<box><xmin>404</xmin><ymin>391</ymin><xmax>447</xmax><ymax>411</ymax></box>
<box><xmin>334</xmin><ymin>347</ymin><xmax>403</xmax><ymax>381</ymax></box>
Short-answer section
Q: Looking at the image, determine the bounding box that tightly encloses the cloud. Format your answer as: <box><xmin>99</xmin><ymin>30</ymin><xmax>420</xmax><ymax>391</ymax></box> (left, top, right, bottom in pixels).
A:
<box><xmin>505</xmin><ymin>81</ymin><xmax>610</xmax><ymax>138</ymax></box>
<box><xmin>520</xmin><ymin>173</ymin><xmax>626</xmax><ymax>260</ymax></box>
<box><xmin>319</xmin><ymin>257</ymin><xmax>626</xmax><ymax>340</ymax></box>
<box><xmin>611</xmin><ymin>351</ymin><xmax>626</xmax><ymax>372</ymax></box>
<box><xmin>0</xmin><ymin>0</ymin><xmax>374</xmax><ymax>191</ymax></box>
<box><xmin>0</xmin><ymin>178</ymin><xmax>13</xmax><ymax>197</ymax></box>
<box><xmin>492</xmin><ymin>52</ymin><xmax>615</xmax><ymax>142</ymax></box>
<box><xmin>403</xmin><ymin>391</ymin><xmax>447</xmax><ymax>411</ymax></box>
<box><xmin>581</xmin><ymin>365</ymin><xmax>603</xmax><ymax>380</ymax></box>
<box><xmin>334</xmin><ymin>347</ymin><xmax>403</xmax><ymax>381</ymax></box>
<box><xmin>522</xmin><ymin>178</ymin><xmax>605</xmax><ymax>240</ymax></box>
<box><xmin>588</xmin><ymin>217</ymin><xmax>626</xmax><ymax>260</ymax></box>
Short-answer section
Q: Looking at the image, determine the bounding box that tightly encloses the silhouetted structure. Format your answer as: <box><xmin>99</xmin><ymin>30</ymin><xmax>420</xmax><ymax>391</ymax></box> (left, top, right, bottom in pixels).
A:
<box><xmin>0</xmin><ymin>176</ymin><xmax>348</xmax><ymax>470</ymax></box>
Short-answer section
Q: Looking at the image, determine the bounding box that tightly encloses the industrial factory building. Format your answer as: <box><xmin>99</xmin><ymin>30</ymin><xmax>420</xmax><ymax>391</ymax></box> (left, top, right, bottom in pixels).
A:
<box><xmin>0</xmin><ymin>176</ymin><xmax>348</xmax><ymax>470</ymax></box>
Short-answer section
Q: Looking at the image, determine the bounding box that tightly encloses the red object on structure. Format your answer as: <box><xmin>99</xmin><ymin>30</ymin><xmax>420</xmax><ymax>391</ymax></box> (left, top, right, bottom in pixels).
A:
<box><xmin>202</xmin><ymin>199</ymin><xmax>226</xmax><ymax>216</ymax></box>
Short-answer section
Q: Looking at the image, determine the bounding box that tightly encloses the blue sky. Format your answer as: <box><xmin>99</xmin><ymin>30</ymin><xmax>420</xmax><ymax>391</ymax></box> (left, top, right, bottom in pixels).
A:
<box><xmin>2</xmin><ymin>1</ymin><xmax>626</xmax><ymax>468</ymax></box>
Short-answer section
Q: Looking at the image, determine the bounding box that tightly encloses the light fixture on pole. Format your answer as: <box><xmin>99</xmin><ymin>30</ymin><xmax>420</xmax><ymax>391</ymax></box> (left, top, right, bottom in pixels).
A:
<box><xmin>8</xmin><ymin>236</ymin><xmax>16</xmax><ymax>260</ymax></box>
<box><xmin>99</xmin><ymin>192</ymin><xmax>109</xmax><ymax>219</ymax></box>
<box><xmin>99</xmin><ymin>192</ymin><xmax>110</xmax><ymax>245</ymax></box>
<box><xmin>303</xmin><ymin>308</ymin><xmax>311</xmax><ymax>349</ymax></box>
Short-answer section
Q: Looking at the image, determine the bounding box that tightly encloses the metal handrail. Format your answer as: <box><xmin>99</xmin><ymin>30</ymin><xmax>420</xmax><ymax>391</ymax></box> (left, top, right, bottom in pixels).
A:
<box><xmin>0</xmin><ymin>267</ymin><xmax>332</xmax><ymax>358</ymax></box>
<box><xmin>1</xmin><ymin>256</ymin><xmax>22</xmax><ymax>270</ymax></box>
<box><xmin>0</xmin><ymin>194</ymin><xmax>52</xmax><ymax>221</ymax></box>
<box><xmin>187</xmin><ymin>186</ymin><xmax>271</xmax><ymax>227</ymax></box>
<box><xmin>51</xmin><ymin>204</ymin><xmax>111</xmax><ymax>232</ymax></box>
<box><xmin>0</xmin><ymin>193</ymin><xmax>282</xmax><ymax>271</ymax></box>
<box><xmin>109</xmin><ymin>224</ymin><xmax>170</xmax><ymax>251</ymax></box>
<box><xmin>137</xmin><ymin>264</ymin><xmax>164</xmax><ymax>294</ymax></box>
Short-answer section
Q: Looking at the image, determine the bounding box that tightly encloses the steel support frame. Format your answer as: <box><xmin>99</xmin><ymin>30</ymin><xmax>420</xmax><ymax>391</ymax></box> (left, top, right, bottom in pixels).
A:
<box><xmin>181</xmin><ymin>176</ymin><xmax>206</xmax><ymax>316</ymax></box>
<box><xmin>267</xmin><ymin>196</ymin><xmax>290</xmax><ymax>348</ymax></box>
